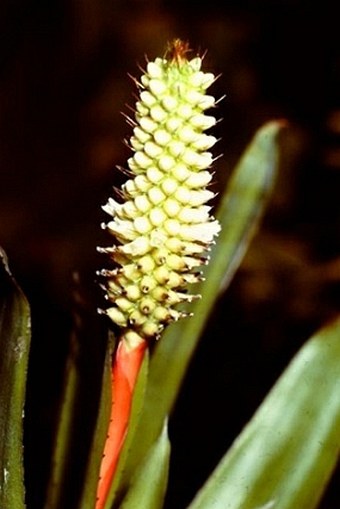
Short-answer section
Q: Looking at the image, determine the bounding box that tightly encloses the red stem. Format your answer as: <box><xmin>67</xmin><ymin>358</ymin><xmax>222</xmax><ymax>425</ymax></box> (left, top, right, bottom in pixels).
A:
<box><xmin>95</xmin><ymin>338</ymin><xmax>147</xmax><ymax>509</ymax></box>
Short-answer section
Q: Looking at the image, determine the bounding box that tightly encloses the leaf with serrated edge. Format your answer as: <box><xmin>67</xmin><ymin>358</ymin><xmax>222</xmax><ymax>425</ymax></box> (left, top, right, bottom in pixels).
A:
<box><xmin>75</xmin><ymin>336</ymin><xmax>114</xmax><ymax>509</ymax></box>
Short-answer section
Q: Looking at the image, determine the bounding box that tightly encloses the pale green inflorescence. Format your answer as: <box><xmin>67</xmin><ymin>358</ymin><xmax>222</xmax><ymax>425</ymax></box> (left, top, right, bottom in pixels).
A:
<box><xmin>99</xmin><ymin>40</ymin><xmax>220</xmax><ymax>346</ymax></box>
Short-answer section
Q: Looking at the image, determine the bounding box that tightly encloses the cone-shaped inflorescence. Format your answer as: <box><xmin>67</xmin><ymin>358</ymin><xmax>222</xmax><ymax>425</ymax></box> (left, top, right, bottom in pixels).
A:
<box><xmin>99</xmin><ymin>39</ymin><xmax>220</xmax><ymax>345</ymax></box>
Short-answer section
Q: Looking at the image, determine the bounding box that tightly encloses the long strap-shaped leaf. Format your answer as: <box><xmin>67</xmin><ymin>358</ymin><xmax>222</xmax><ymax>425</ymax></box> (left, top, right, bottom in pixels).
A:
<box><xmin>118</xmin><ymin>121</ymin><xmax>284</xmax><ymax>494</ymax></box>
<box><xmin>43</xmin><ymin>280</ymin><xmax>111</xmax><ymax>509</ymax></box>
<box><xmin>0</xmin><ymin>248</ymin><xmax>31</xmax><ymax>508</ymax></box>
<box><xmin>76</xmin><ymin>336</ymin><xmax>115</xmax><ymax>509</ymax></box>
<box><xmin>187</xmin><ymin>316</ymin><xmax>340</xmax><ymax>509</ymax></box>
<box><xmin>119</xmin><ymin>420</ymin><xmax>170</xmax><ymax>509</ymax></box>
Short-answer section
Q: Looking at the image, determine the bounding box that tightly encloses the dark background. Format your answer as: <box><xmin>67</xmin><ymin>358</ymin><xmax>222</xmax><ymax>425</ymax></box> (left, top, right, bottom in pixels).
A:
<box><xmin>1</xmin><ymin>1</ymin><xmax>339</xmax><ymax>508</ymax></box>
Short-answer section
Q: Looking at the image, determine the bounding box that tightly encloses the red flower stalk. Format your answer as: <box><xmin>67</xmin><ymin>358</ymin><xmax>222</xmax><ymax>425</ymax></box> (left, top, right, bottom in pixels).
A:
<box><xmin>95</xmin><ymin>338</ymin><xmax>147</xmax><ymax>509</ymax></box>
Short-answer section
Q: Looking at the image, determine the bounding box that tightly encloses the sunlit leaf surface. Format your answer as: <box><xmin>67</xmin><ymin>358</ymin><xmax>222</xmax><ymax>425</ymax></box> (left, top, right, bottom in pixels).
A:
<box><xmin>187</xmin><ymin>318</ymin><xmax>340</xmax><ymax>509</ymax></box>
<box><xmin>119</xmin><ymin>420</ymin><xmax>170</xmax><ymax>509</ymax></box>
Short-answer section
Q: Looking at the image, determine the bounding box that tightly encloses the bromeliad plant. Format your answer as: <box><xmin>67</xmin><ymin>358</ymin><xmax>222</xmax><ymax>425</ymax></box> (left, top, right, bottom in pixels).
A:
<box><xmin>0</xmin><ymin>39</ymin><xmax>339</xmax><ymax>509</ymax></box>
<box><xmin>96</xmin><ymin>40</ymin><xmax>221</xmax><ymax>508</ymax></box>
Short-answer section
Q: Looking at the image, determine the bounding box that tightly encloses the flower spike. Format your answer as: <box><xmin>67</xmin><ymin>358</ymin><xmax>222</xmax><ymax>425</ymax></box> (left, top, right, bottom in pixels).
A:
<box><xmin>99</xmin><ymin>39</ymin><xmax>221</xmax><ymax>345</ymax></box>
<box><xmin>96</xmin><ymin>40</ymin><xmax>221</xmax><ymax>509</ymax></box>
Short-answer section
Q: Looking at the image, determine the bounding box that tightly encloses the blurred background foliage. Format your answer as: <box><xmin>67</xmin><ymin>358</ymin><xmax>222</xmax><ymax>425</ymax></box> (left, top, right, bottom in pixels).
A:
<box><xmin>0</xmin><ymin>1</ymin><xmax>339</xmax><ymax>508</ymax></box>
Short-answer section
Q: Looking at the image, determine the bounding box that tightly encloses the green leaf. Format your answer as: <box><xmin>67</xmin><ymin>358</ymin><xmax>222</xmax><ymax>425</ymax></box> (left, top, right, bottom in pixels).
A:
<box><xmin>44</xmin><ymin>336</ymin><xmax>87</xmax><ymax>509</ymax></box>
<box><xmin>187</xmin><ymin>317</ymin><xmax>340</xmax><ymax>509</ymax></box>
<box><xmin>76</xmin><ymin>335</ymin><xmax>115</xmax><ymax>509</ymax></box>
<box><xmin>44</xmin><ymin>292</ymin><xmax>112</xmax><ymax>509</ymax></box>
<box><xmin>0</xmin><ymin>248</ymin><xmax>31</xmax><ymax>508</ymax></box>
<box><xmin>118</xmin><ymin>420</ymin><xmax>170</xmax><ymax>509</ymax></box>
<box><xmin>122</xmin><ymin>121</ymin><xmax>284</xmax><ymax>484</ymax></box>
